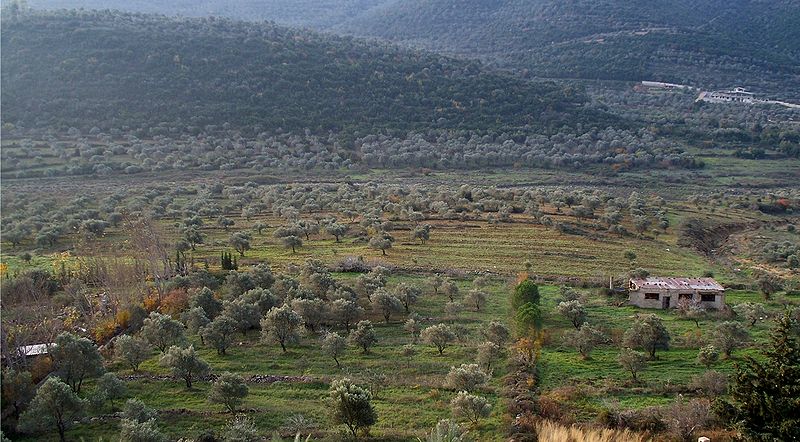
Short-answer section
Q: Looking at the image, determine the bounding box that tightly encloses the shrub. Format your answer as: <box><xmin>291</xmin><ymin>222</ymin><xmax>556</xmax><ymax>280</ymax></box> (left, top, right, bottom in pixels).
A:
<box><xmin>689</xmin><ymin>370</ymin><xmax>728</xmax><ymax>398</ymax></box>
<box><xmin>328</xmin><ymin>378</ymin><xmax>376</xmax><ymax>438</ymax></box>
<box><xmin>421</xmin><ymin>324</ymin><xmax>456</xmax><ymax>355</ymax></box>
<box><xmin>444</xmin><ymin>364</ymin><xmax>490</xmax><ymax>392</ymax></box>
<box><xmin>697</xmin><ymin>345</ymin><xmax>720</xmax><ymax>368</ymax></box>
<box><xmin>450</xmin><ymin>391</ymin><xmax>491</xmax><ymax>425</ymax></box>
<box><xmin>160</xmin><ymin>288</ymin><xmax>190</xmax><ymax>316</ymax></box>
<box><xmin>222</xmin><ymin>415</ymin><xmax>259</xmax><ymax>442</ymax></box>
<box><xmin>122</xmin><ymin>398</ymin><xmax>157</xmax><ymax>423</ymax></box>
<box><xmin>119</xmin><ymin>418</ymin><xmax>168</xmax><ymax>442</ymax></box>
<box><xmin>208</xmin><ymin>372</ymin><xmax>249</xmax><ymax>413</ymax></box>
<box><xmin>420</xmin><ymin>419</ymin><xmax>469</xmax><ymax>442</ymax></box>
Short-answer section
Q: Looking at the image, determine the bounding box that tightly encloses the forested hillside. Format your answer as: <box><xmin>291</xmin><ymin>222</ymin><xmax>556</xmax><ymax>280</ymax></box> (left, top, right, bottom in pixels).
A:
<box><xmin>335</xmin><ymin>0</ymin><xmax>800</xmax><ymax>95</ymax></box>
<box><xmin>1</xmin><ymin>9</ymin><xmax>596</xmax><ymax>136</ymax></box>
<box><xmin>28</xmin><ymin>0</ymin><xmax>800</xmax><ymax>95</ymax></box>
<box><xmin>28</xmin><ymin>0</ymin><xmax>392</xmax><ymax>29</ymax></box>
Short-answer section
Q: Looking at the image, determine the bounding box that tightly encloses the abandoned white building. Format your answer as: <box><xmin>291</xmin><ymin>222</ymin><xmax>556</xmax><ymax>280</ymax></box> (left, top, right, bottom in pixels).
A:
<box><xmin>628</xmin><ymin>277</ymin><xmax>725</xmax><ymax>309</ymax></box>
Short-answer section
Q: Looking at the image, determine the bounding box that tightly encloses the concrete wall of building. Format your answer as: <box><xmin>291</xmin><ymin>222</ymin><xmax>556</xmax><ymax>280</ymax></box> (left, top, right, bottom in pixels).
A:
<box><xmin>629</xmin><ymin>289</ymin><xmax>724</xmax><ymax>309</ymax></box>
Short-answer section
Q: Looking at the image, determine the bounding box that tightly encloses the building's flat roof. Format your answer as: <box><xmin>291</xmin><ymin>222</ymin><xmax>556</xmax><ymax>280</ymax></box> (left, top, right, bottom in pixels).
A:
<box><xmin>631</xmin><ymin>277</ymin><xmax>724</xmax><ymax>291</ymax></box>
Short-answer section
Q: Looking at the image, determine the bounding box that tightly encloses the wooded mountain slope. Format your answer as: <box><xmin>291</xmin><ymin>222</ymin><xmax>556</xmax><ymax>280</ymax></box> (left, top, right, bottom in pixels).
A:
<box><xmin>30</xmin><ymin>0</ymin><xmax>800</xmax><ymax>96</ymax></box>
<box><xmin>2</xmin><ymin>10</ymin><xmax>599</xmax><ymax>135</ymax></box>
<box><xmin>334</xmin><ymin>0</ymin><xmax>800</xmax><ymax>94</ymax></box>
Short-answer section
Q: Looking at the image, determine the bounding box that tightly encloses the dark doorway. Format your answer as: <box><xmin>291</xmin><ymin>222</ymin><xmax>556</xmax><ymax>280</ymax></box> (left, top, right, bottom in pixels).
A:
<box><xmin>662</xmin><ymin>296</ymin><xmax>671</xmax><ymax>309</ymax></box>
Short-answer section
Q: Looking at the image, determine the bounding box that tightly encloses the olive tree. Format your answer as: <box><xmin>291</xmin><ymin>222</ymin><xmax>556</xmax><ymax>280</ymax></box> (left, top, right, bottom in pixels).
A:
<box><xmin>371</xmin><ymin>289</ymin><xmax>403</xmax><ymax>323</ymax></box>
<box><xmin>159</xmin><ymin>345</ymin><xmax>211</xmax><ymax>389</ymax></box>
<box><xmin>141</xmin><ymin>312</ymin><xmax>187</xmax><ymax>353</ymax></box>
<box><xmin>464</xmin><ymin>289</ymin><xmax>488</xmax><ymax>312</ymax></box>
<box><xmin>476</xmin><ymin>342</ymin><xmax>502</xmax><ymax>371</ymax></box>
<box><xmin>421</xmin><ymin>324</ymin><xmax>457</xmax><ymax>355</ymax></box>
<box><xmin>322</xmin><ymin>332</ymin><xmax>348</xmax><ymax>369</ymax></box>
<box><xmin>712</xmin><ymin>321</ymin><xmax>751</xmax><ymax>358</ymax></box>
<box><xmin>697</xmin><ymin>345</ymin><xmax>720</xmax><ymax>368</ymax></box>
<box><xmin>229</xmin><ymin>232</ymin><xmax>252</xmax><ymax>257</ymax></box>
<box><xmin>201</xmin><ymin>315</ymin><xmax>238</xmax><ymax>355</ymax></box>
<box><xmin>450</xmin><ymin>391</ymin><xmax>491</xmax><ymax>425</ymax></box>
<box><xmin>482</xmin><ymin>321</ymin><xmax>511</xmax><ymax>347</ymax></box>
<box><xmin>349</xmin><ymin>320</ymin><xmax>377</xmax><ymax>354</ymax></box>
<box><xmin>326</xmin><ymin>222</ymin><xmax>348</xmax><ymax>242</ymax></box>
<box><xmin>119</xmin><ymin>418</ymin><xmax>168</xmax><ymax>442</ymax></box>
<box><xmin>17</xmin><ymin>377</ymin><xmax>86</xmax><ymax>442</ymax></box>
<box><xmin>51</xmin><ymin>332</ymin><xmax>105</xmax><ymax>393</ymax></box>
<box><xmin>332</xmin><ymin>298</ymin><xmax>364</xmax><ymax>332</ymax></box>
<box><xmin>96</xmin><ymin>372</ymin><xmax>127</xmax><ymax>411</ymax></box>
<box><xmin>623</xmin><ymin>314</ymin><xmax>670</xmax><ymax>359</ymax></box>
<box><xmin>618</xmin><ymin>348</ymin><xmax>647</xmax><ymax>381</ymax></box>
<box><xmin>190</xmin><ymin>287</ymin><xmax>222</xmax><ymax>319</ymax></box>
<box><xmin>733</xmin><ymin>302</ymin><xmax>768</xmax><ymax>327</ymax></box>
<box><xmin>394</xmin><ymin>283</ymin><xmax>422</xmax><ymax>313</ymax></box>
<box><xmin>369</xmin><ymin>233</ymin><xmax>394</xmax><ymax>255</ymax></box>
<box><xmin>444</xmin><ymin>364</ymin><xmax>490</xmax><ymax>391</ymax></box>
<box><xmin>260</xmin><ymin>304</ymin><xmax>303</xmax><ymax>352</ymax></box>
<box><xmin>121</xmin><ymin>398</ymin><xmax>157</xmax><ymax>423</ymax></box>
<box><xmin>114</xmin><ymin>334</ymin><xmax>151</xmax><ymax>372</ymax></box>
<box><xmin>568</xmin><ymin>322</ymin><xmax>607</xmax><ymax>359</ymax></box>
<box><xmin>328</xmin><ymin>378</ymin><xmax>377</xmax><ymax>438</ymax></box>
<box><xmin>556</xmin><ymin>300</ymin><xmax>587</xmax><ymax>329</ymax></box>
<box><xmin>208</xmin><ymin>372</ymin><xmax>249</xmax><ymax>413</ymax></box>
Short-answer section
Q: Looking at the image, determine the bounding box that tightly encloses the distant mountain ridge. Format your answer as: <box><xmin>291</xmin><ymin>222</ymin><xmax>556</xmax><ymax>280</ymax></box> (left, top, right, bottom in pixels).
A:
<box><xmin>1</xmin><ymin>9</ymin><xmax>601</xmax><ymax>135</ymax></box>
<box><xmin>27</xmin><ymin>0</ymin><xmax>800</xmax><ymax>95</ymax></box>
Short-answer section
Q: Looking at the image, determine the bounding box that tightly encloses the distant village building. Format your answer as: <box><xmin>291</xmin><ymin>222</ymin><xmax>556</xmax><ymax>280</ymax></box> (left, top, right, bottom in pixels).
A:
<box><xmin>628</xmin><ymin>277</ymin><xmax>725</xmax><ymax>309</ymax></box>
<box><xmin>697</xmin><ymin>87</ymin><xmax>757</xmax><ymax>104</ymax></box>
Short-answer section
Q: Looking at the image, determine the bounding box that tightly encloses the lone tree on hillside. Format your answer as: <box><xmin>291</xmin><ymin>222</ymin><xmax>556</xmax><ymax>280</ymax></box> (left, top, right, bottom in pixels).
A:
<box><xmin>328</xmin><ymin>378</ymin><xmax>377</xmax><ymax>438</ymax></box>
<box><xmin>715</xmin><ymin>311</ymin><xmax>800</xmax><ymax>441</ymax></box>
<box><xmin>17</xmin><ymin>377</ymin><xmax>86</xmax><ymax>442</ymax></box>
<box><xmin>623</xmin><ymin>314</ymin><xmax>670</xmax><ymax>360</ymax></box>
<box><xmin>260</xmin><ymin>304</ymin><xmax>303</xmax><ymax>352</ymax></box>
